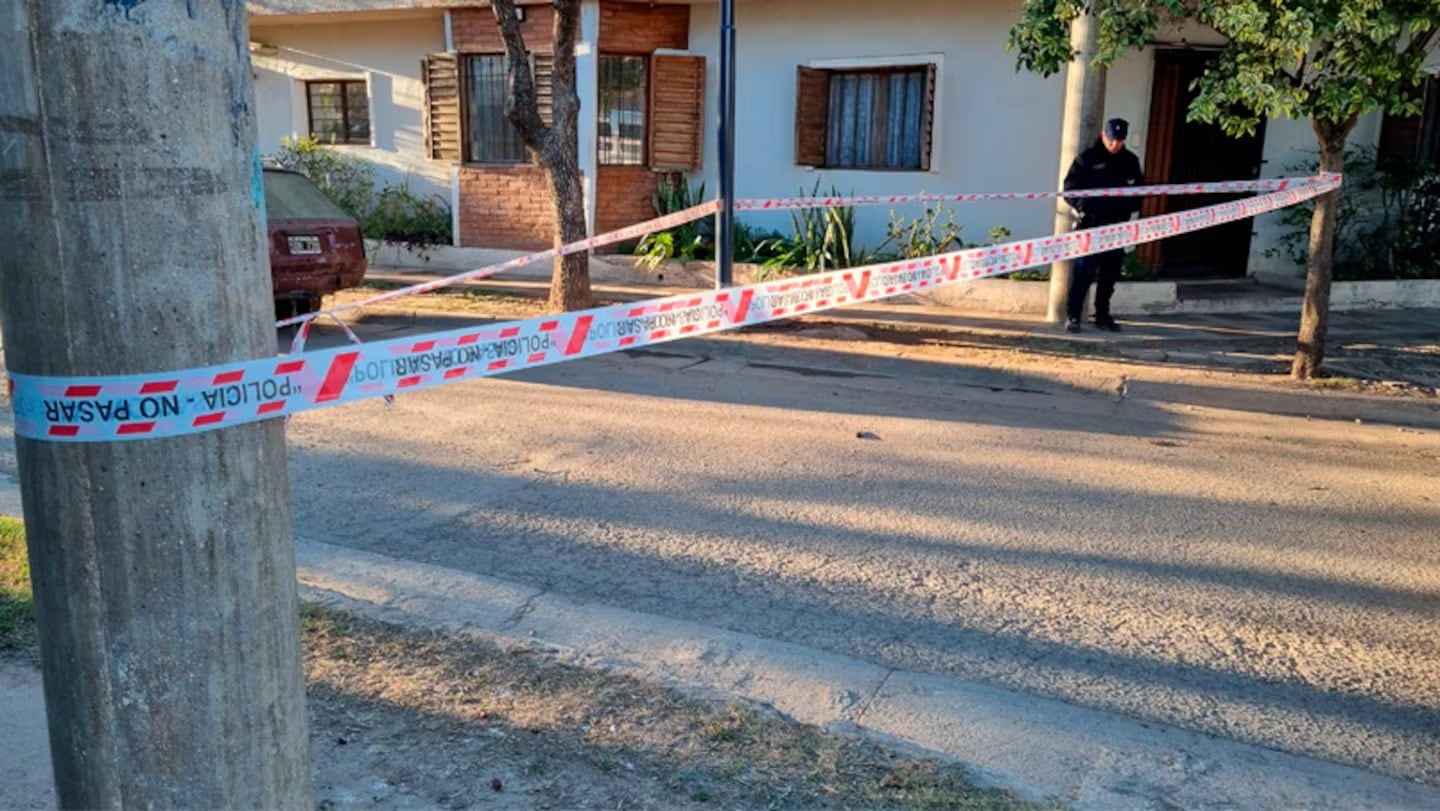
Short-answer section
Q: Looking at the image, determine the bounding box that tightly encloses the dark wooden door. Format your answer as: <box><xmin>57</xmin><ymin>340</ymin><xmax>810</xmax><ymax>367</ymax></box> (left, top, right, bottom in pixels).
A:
<box><xmin>1139</xmin><ymin>51</ymin><xmax>1266</xmax><ymax>278</ymax></box>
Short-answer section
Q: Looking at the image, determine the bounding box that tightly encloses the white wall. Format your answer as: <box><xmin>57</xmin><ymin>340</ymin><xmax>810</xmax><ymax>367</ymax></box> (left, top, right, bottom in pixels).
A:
<box><xmin>689</xmin><ymin>0</ymin><xmax>1067</xmax><ymax>253</ymax></box>
<box><xmin>1248</xmin><ymin>112</ymin><xmax>1384</xmax><ymax>283</ymax></box>
<box><xmin>249</xmin><ymin>15</ymin><xmax>450</xmax><ymax>204</ymax></box>
<box><xmin>688</xmin><ymin>1</ymin><xmax>1391</xmax><ymax>280</ymax></box>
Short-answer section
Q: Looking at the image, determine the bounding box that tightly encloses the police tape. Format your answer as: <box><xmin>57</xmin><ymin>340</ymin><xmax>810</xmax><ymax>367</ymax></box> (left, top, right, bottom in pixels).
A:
<box><xmin>734</xmin><ymin>175</ymin><xmax>1330</xmax><ymax>211</ymax></box>
<box><xmin>9</xmin><ymin>175</ymin><xmax>1339</xmax><ymax>443</ymax></box>
<box><xmin>283</xmin><ymin>174</ymin><xmax>1330</xmax><ymax>331</ymax></box>
<box><xmin>275</xmin><ymin>199</ymin><xmax>723</xmax><ymax>328</ymax></box>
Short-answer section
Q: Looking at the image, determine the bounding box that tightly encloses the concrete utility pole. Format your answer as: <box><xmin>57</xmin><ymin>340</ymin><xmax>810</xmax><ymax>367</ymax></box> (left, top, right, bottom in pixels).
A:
<box><xmin>1047</xmin><ymin>3</ymin><xmax>1109</xmax><ymax>324</ymax></box>
<box><xmin>0</xmin><ymin>2</ymin><xmax>310</xmax><ymax>807</ymax></box>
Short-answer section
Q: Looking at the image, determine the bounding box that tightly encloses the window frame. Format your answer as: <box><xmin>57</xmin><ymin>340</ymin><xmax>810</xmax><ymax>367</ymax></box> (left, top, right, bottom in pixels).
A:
<box><xmin>598</xmin><ymin>53</ymin><xmax>650</xmax><ymax>167</ymax></box>
<box><xmin>460</xmin><ymin>52</ymin><xmax>557</xmax><ymax>167</ymax></box>
<box><xmin>462</xmin><ymin>53</ymin><xmax>531</xmax><ymax>166</ymax></box>
<box><xmin>305</xmin><ymin>79</ymin><xmax>371</xmax><ymax>146</ymax></box>
<box><xmin>798</xmin><ymin>54</ymin><xmax>943</xmax><ymax>174</ymax></box>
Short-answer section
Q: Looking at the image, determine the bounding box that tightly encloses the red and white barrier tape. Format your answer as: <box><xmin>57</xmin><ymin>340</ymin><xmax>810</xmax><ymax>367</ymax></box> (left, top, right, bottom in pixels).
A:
<box><xmin>734</xmin><ymin>175</ymin><xmax>1328</xmax><ymax>211</ymax></box>
<box><xmin>287</xmin><ymin>174</ymin><xmax>1329</xmax><ymax>331</ymax></box>
<box><xmin>275</xmin><ymin>199</ymin><xmax>722</xmax><ymax>328</ymax></box>
<box><xmin>10</xmin><ymin>175</ymin><xmax>1338</xmax><ymax>443</ymax></box>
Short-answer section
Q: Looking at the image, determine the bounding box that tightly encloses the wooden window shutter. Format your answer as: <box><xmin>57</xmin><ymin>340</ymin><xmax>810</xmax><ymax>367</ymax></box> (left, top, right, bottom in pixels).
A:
<box><xmin>919</xmin><ymin>63</ymin><xmax>938</xmax><ymax>171</ymax></box>
<box><xmin>532</xmin><ymin>52</ymin><xmax>555</xmax><ymax>127</ymax></box>
<box><xmin>795</xmin><ymin>66</ymin><xmax>830</xmax><ymax>167</ymax></box>
<box><xmin>422</xmin><ymin>52</ymin><xmax>464</xmax><ymax>161</ymax></box>
<box><xmin>649</xmin><ymin>54</ymin><xmax>706</xmax><ymax>171</ymax></box>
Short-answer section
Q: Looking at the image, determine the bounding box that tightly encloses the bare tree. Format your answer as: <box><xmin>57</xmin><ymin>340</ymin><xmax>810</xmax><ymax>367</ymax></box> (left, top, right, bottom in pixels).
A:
<box><xmin>492</xmin><ymin>0</ymin><xmax>593</xmax><ymax>311</ymax></box>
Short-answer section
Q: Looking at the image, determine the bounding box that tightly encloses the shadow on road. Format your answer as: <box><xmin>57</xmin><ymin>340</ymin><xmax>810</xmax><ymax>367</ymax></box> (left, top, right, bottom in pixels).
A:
<box><xmin>288</xmin><ymin>437</ymin><xmax>1440</xmax><ymax>786</ymax></box>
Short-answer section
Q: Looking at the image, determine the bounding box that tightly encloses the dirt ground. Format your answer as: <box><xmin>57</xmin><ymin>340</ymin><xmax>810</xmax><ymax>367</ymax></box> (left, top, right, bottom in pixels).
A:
<box><xmin>0</xmin><ymin>609</ymin><xmax>1033</xmax><ymax>811</ymax></box>
<box><xmin>302</xmin><ymin>607</ymin><xmax>1033</xmax><ymax>810</ymax></box>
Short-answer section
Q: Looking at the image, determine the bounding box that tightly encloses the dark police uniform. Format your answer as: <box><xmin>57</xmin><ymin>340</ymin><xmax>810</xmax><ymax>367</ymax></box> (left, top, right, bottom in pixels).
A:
<box><xmin>1062</xmin><ymin>120</ymin><xmax>1144</xmax><ymax>330</ymax></box>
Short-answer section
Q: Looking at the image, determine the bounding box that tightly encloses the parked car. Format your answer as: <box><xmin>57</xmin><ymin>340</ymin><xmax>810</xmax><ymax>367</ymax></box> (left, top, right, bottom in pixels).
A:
<box><xmin>262</xmin><ymin>167</ymin><xmax>367</xmax><ymax>318</ymax></box>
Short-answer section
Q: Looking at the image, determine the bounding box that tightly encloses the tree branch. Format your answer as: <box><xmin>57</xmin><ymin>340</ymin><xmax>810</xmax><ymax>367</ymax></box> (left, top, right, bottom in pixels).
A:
<box><xmin>1402</xmin><ymin>26</ymin><xmax>1438</xmax><ymax>63</ymax></box>
<box><xmin>491</xmin><ymin>0</ymin><xmax>549</xmax><ymax>147</ymax></box>
<box><xmin>1284</xmin><ymin>50</ymin><xmax>1308</xmax><ymax>91</ymax></box>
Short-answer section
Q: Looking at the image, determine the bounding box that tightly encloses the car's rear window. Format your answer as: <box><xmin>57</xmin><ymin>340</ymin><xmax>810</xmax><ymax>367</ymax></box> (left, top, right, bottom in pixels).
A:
<box><xmin>263</xmin><ymin>170</ymin><xmax>353</xmax><ymax>221</ymax></box>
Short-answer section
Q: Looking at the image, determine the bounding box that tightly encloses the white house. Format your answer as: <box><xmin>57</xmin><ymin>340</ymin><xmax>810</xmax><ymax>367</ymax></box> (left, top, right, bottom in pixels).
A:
<box><xmin>246</xmin><ymin>0</ymin><xmax>1440</xmax><ymax>285</ymax></box>
<box><xmin>248</xmin><ymin>6</ymin><xmax>455</xmax><ymax>204</ymax></box>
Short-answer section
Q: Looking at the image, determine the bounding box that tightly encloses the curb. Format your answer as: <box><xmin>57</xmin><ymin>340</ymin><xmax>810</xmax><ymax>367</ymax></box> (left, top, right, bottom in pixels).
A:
<box><xmin>295</xmin><ymin>538</ymin><xmax>1440</xmax><ymax>811</ymax></box>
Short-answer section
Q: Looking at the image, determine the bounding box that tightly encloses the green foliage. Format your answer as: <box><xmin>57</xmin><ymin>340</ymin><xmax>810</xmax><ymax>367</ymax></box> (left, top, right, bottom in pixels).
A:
<box><xmin>1271</xmin><ymin>147</ymin><xmax>1440</xmax><ymax>279</ymax></box>
<box><xmin>753</xmin><ymin>180</ymin><xmax>872</xmax><ymax>274</ymax></box>
<box><xmin>734</xmin><ymin>222</ymin><xmax>788</xmax><ymax>264</ymax></box>
<box><xmin>1122</xmin><ymin>251</ymin><xmax>1158</xmax><ymax>281</ymax></box>
<box><xmin>0</xmin><ymin>517</ymin><xmax>34</xmax><ymax>656</ymax></box>
<box><xmin>1007</xmin><ymin>0</ymin><xmax>1440</xmax><ymax>136</ymax></box>
<box><xmin>268</xmin><ymin>135</ymin><xmax>454</xmax><ymax>253</ymax></box>
<box><xmin>877</xmin><ymin>204</ymin><xmax>1015</xmax><ymax>263</ymax></box>
<box><xmin>364</xmin><ymin>184</ymin><xmax>455</xmax><ymax>256</ymax></box>
<box><xmin>635</xmin><ymin>173</ymin><xmax>712</xmax><ymax>270</ymax></box>
<box><xmin>269</xmin><ymin>134</ymin><xmax>375</xmax><ymax>220</ymax></box>
<box><xmin>879</xmin><ymin>201</ymin><xmax>966</xmax><ymax>259</ymax></box>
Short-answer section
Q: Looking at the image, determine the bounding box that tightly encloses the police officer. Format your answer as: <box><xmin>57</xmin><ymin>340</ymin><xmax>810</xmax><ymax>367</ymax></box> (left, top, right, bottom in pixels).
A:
<box><xmin>1062</xmin><ymin>118</ymin><xmax>1144</xmax><ymax>333</ymax></box>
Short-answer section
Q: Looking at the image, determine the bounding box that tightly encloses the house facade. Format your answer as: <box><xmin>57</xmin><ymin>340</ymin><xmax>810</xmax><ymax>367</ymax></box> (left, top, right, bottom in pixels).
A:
<box><xmin>247</xmin><ymin>0</ymin><xmax>1440</xmax><ymax>283</ymax></box>
<box><xmin>248</xmin><ymin>0</ymin><xmax>705</xmax><ymax>252</ymax></box>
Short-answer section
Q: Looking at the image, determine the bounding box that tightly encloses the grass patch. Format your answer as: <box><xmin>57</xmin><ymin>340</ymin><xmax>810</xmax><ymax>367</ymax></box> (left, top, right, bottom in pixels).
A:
<box><xmin>1307</xmin><ymin>375</ymin><xmax>1369</xmax><ymax>391</ymax></box>
<box><xmin>0</xmin><ymin>516</ymin><xmax>35</xmax><ymax>657</ymax></box>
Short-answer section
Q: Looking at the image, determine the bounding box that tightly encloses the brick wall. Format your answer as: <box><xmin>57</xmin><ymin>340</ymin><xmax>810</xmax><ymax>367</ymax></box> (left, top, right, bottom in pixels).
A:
<box><xmin>593</xmin><ymin>4</ymin><xmax>690</xmax><ymax>242</ymax></box>
<box><xmin>451</xmin><ymin>5</ymin><xmax>555</xmax><ymax>54</ymax></box>
<box><xmin>452</xmin><ymin>2</ymin><xmax>692</xmax><ymax>249</ymax></box>
<box><xmin>457</xmin><ymin>165</ymin><xmax>555</xmax><ymax>250</ymax></box>
<box><xmin>596</xmin><ymin>166</ymin><xmax>660</xmax><ymax>238</ymax></box>
<box><xmin>452</xmin><ymin>6</ymin><xmax>555</xmax><ymax>250</ymax></box>
<box><xmin>454</xmin><ymin>1</ymin><xmax>688</xmax><ymax>55</ymax></box>
<box><xmin>599</xmin><ymin>1</ymin><xmax>689</xmax><ymax>53</ymax></box>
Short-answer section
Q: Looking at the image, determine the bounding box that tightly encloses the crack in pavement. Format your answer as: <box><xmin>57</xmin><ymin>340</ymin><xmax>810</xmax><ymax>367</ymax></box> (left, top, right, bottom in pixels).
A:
<box><xmin>848</xmin><ymin>668</ymin><xmax>896</xmax><ymax>725</ymax></box>
<box><xmin>501</xmin><ymin>591</ymin><xmax>547</xmax><ymax>630</ymax></box>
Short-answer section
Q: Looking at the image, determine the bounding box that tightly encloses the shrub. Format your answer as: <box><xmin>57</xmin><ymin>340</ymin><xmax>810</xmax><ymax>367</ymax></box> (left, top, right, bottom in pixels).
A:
<box><xmin>635</xmin><ymin>173</ymin><xmax>712</xmax><ymax>270</ymax></box>
<box><xmin>363</xmin><ymin>183</ymin><xmax>453</xmax><ymax>255</ymax></box>
<box><xmin>878</xmin><ymin>200</ymin><xmax>966</xmax><ymax>259</ymax></box>
<box><xmin>267</xmin><ymin>135</ymin><xmax>453</xmax><ymax>254</ymax></box>
<box><xmin>753</xmin><ymin>180</ymin><xmax>872</xmax><ymax>274</ymax></box>
<box><xmin>1271</xmin><ymin>146</ymin><xmax>1440</xmax><ymax>280</ymax></box>
<box><xmin>268</xmin><ymin>135</ymin><xmax>374</xmax><ymax>220</ymax></box>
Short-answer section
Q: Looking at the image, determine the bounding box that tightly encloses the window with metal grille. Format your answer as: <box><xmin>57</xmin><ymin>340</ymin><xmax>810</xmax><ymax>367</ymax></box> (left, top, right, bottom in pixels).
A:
<box><xmin>599</xmin><ymin>55</ymin><xmax>647</xmax><ymax>166</ymax></box>
<box><xmin>306</xmin><ymin>80</ymin><xmax>371</xmax><ymax>145</ymax></box>
<box><xmin>465</xmin><ymin>55</ymin><xmax>528</xmax><ymax>164</ymax></box>
<box><xmin>795</xmin><ymin>64</ymin><xmax>937</xmax><ymax>172</ymax></box>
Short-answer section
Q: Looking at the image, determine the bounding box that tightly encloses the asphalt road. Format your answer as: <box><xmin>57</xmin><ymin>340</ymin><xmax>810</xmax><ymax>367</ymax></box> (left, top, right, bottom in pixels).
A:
<box><xmin>278</xmin><ymin>315</ymin><xmax>1440</xmax><ymax>785</ymax></box>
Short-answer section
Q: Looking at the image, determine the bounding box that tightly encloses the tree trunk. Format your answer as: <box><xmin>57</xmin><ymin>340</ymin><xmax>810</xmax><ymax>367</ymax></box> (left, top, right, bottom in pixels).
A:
<box><xmin>543</xmin><ymin>146</ymin><xmax>595</xmax><ymax>310</ymax></box>
<box><xmin>492</xmin><ymin>0</ymin><xmax>593</xmax><ymax>312</ymax></box>
<box><xmin>1291</xmin><ymin>117</ymin><xmax>1354</xmax><ymax>379</ymax></box>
